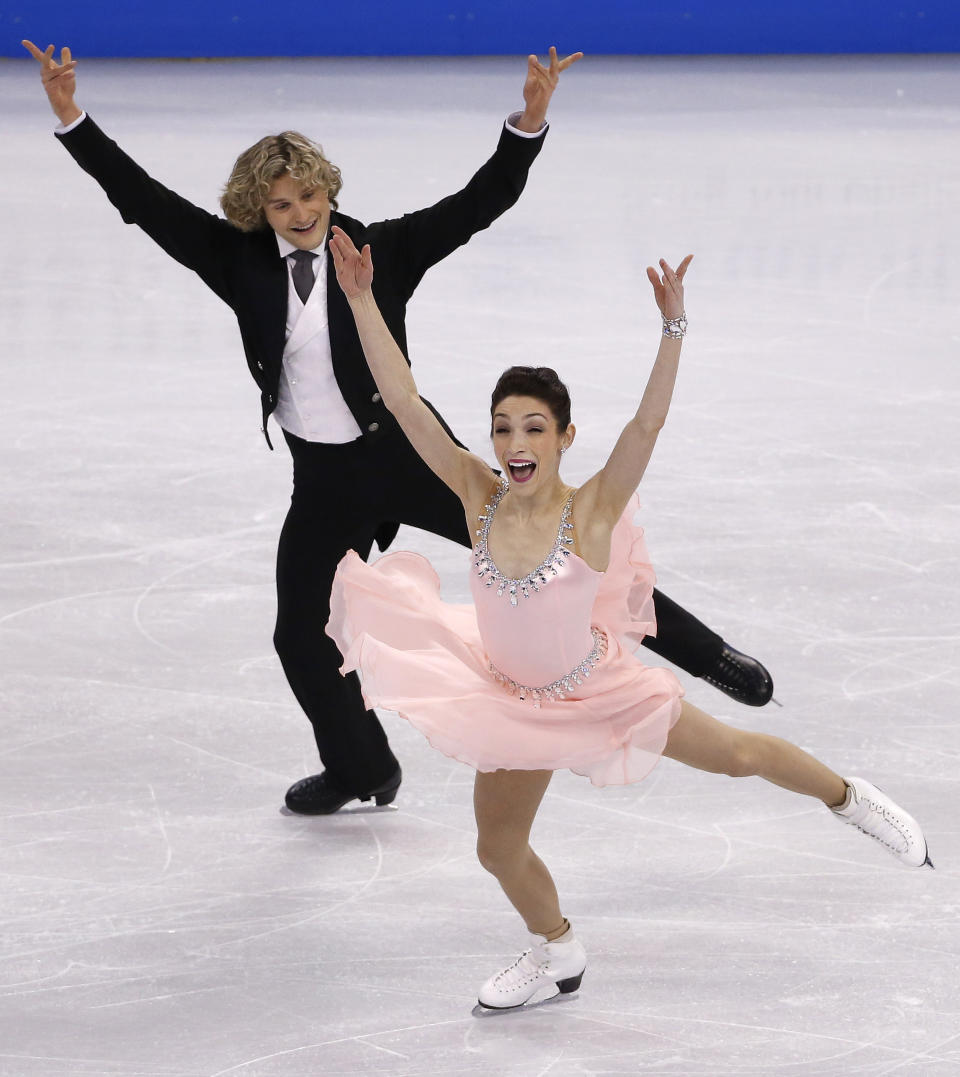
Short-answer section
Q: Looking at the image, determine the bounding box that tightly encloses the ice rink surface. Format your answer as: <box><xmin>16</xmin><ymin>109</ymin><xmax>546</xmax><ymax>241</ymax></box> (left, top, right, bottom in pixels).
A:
<box><xmin>2</xmin><ymin>52</ymin><xmax>959</xmax><ymax>1076</ymax></box>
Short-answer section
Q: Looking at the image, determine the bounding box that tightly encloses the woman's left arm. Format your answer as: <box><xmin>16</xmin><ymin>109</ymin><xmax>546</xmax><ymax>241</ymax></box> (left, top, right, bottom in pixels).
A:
<box><xmin>582</xmin><ymin>255</ymin><xmax>693</xmax><ymax>525</ymax></box>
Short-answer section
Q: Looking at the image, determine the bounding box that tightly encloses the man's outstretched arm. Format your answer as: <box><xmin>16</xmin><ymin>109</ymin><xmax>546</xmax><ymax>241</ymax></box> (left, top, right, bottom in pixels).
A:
<box><xmin>512</xmin><ymin>46</ymin><xmax>583</xmax><ymax>133</ymax></box>
<box><xmin>381</xmin><ymin>46</ymin><xmax>583</xmax><ymax>294</ymax></box>
<box><xmin>23</xmin><ymin>40</ymin><xmax>83</xmax><ymax>127</ymax></box>
<box><xmin>23</xmin><ymin>39</ymin><xmax>238</xmax><ymax>301</ymax></box>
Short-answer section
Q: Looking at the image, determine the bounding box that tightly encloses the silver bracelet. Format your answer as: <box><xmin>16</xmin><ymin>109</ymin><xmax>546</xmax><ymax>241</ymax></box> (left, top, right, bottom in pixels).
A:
<box><xmin>662</xmin><ymin>312</ymin><xmax>688</xmax><ymax>339</ymax></box>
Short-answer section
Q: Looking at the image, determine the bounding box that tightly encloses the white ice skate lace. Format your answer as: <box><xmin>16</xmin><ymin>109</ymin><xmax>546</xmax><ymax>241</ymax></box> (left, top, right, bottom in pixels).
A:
<box><xmin>849</xmin><ymin>795</ymin><xmax>910</xmax><ymax>854</ymax></box>
<box><xmin>492</xmin><ymin>947</ymin><xmax>548</xmax><ymax>993</ymax></box>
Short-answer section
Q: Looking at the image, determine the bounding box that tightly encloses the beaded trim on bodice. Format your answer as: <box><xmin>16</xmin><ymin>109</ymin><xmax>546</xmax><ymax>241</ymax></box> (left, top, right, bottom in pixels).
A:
<box><xmin>489</xmin><ymin>627</ymin><xmax>609</xmax><ymax>708</ymax></box>
<box><xmin>473</xmin><ymin>480</ymin><xmax>575</xmax><ymax>607</ymax></box>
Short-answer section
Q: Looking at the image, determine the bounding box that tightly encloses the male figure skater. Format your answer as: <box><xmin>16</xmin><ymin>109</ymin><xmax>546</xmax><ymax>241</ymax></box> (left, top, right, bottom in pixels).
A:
<box><xmin>24</xmin><ymin>40</ymin><xmax>773</xmax><ymax>815</ymax></box>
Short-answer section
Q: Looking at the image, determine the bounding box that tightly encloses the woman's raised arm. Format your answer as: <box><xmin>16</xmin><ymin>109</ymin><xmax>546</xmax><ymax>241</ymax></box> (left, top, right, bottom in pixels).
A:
<box><xmin>330</xmin><ymin>225</ymin><xmax>493</xmax><ymax>505</ymax></box>
<box><xmin>581</xmin><ymin>254</ymin><xmax>693</xmax><ymax>526</ymax></box>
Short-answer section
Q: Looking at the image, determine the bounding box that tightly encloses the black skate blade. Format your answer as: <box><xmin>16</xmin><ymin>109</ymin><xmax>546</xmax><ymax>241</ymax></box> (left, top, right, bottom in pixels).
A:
<box><xmin>279</xmin><ymin>802</ymin><xmax>399</xmax><ymax>817</ymax></box>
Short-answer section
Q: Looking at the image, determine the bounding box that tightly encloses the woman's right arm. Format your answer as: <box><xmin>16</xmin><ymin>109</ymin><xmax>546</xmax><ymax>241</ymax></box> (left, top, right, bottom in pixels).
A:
<box><xmin>330</xmin><ymin>226</ymin><xmax>494</xmax><ymax>505</ymax></box>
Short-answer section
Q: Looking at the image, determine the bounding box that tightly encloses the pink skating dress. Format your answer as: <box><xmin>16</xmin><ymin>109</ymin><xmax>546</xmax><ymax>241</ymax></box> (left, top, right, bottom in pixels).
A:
<box><xmin>326</xmin><ymin>479</ymin><xmax>684</xmax><ymax>787</ymax></box>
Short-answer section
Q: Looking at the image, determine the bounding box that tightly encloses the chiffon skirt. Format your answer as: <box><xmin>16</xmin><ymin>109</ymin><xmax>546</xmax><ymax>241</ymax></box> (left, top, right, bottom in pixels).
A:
<box><xmin>326</xmin><ymin>495</ymin><xmax>684</xmax><ymax>787</ymax></box>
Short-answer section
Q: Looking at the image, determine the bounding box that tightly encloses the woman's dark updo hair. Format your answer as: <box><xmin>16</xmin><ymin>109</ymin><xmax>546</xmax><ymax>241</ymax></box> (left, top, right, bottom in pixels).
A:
<box><xmin>489</xmin><ymin>366</ymin><xmax>572</xmax><ymax>435</ymax></box>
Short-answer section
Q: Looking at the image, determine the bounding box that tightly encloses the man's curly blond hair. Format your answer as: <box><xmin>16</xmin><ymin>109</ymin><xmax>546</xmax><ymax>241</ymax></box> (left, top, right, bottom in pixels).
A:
<box><xmin>220</xmin><ymin>131</ymin><xmax>343</xmax><ymax>231</ymax></box>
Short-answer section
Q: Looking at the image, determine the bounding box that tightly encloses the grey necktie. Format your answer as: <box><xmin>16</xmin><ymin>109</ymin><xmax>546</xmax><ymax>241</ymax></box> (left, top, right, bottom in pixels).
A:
<box><xmin>290</xmin><ymin>249</ymin><xmax>318</xmax><ymax>305</ymax></box>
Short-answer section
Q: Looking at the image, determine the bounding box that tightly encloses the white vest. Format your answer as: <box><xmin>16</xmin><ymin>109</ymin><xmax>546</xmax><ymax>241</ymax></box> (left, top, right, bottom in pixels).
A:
<box><xmin>272</xmin><ymin>245</ymin><xmax>363</xmax><ymax>443</ymax></box>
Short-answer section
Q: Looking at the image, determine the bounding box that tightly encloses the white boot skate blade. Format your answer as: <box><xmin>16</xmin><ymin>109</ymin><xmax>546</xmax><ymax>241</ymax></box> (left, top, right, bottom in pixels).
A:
<box><xmin>473</xmin><ymin>984</ymin><xmax>585</xmax><ymax>1017</ymax></box>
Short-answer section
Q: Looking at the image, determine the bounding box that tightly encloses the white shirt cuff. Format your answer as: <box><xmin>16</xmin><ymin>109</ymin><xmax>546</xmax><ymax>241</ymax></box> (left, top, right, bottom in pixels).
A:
<box><xmin>505</xmin><ymin>111</ymin><xmax>547</xmax><ymax>139</ymax></box>
<box><xmin>55</xmin><ymin>111</ymin><xmax>88</xmax><ymax>135</ymax></box>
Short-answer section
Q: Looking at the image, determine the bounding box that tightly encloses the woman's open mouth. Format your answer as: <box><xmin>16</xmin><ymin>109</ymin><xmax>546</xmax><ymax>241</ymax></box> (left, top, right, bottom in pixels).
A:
<box><xmin>508</xmin><ymin>459</ymin><xmax>536</xmax><ymax>483</ymax></box>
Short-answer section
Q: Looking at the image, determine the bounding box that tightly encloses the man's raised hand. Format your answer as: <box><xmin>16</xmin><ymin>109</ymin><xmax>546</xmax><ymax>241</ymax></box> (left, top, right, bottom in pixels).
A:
<box><xmin>330</xmin><ymin>225</ymin><xmax>374</xmax><ymax>301</ymax></box>
<box><xmin>22</xmin><ymin>40</ymin><xmax>82</xmax><ymax>127</ymax></box>
<box><xmin>516</xmin><ymin>46</ymin><xmax>583</xmax><ymax>132</ymax></box>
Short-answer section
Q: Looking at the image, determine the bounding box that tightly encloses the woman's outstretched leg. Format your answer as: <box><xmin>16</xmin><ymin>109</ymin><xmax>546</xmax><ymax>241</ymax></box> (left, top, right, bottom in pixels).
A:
<box><xmin>662</xmin><ymin>701</ymin><xmax>931</xmax><ymax>867</ymax></box>
<box><xmin>473</xmin><ymin>768</ymin><xmax>587</xmax><ymax>1009</ymax></box>
<box><xmin>663</xmin><ymin>700</ymin><xmax>847</xmax><ymax>806</ymax></box>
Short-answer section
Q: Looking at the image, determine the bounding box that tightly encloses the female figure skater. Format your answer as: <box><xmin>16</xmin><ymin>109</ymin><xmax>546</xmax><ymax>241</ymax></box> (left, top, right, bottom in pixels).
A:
<box><xmin>325</xmin><ymin>225</ymin><xmax>931</xmax><ymax>1010</ymax></box>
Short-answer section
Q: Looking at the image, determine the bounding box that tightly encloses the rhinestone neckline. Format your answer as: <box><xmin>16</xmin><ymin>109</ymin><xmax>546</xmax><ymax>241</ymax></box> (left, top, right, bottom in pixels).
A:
<box><xmin>473</xmin><ymin>479</ymin><xmax>575</xmax><ymax>607</ymax></box>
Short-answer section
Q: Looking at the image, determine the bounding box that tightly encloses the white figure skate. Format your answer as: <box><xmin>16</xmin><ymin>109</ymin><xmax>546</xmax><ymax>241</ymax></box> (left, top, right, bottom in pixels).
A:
<box><xmin>478</xmin><ymin>928</ymin><xmax>586</xmax><ymax>1010</ymax></box>
<box><xmin>832</xmin><ymin>776</ymin><xmax>933</xmax><ymax>868</ymax></box>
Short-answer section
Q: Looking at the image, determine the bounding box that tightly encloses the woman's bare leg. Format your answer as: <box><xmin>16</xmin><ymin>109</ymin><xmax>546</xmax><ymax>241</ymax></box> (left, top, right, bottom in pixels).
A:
<box><xmin>663</xmin><ymin>700</ymin><xmax>848</xmax><ymax>807</ymax></box>
<box><xmin>473</xmin><ymin>768</ymin><xmax>567</xmax><ymax>938</ymax></box>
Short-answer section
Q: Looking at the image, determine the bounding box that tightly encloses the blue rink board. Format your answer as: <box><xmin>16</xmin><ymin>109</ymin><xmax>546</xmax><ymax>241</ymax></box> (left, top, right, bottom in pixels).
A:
<box><xmin>3</xmin><ymin>0</ymin><xmax>959</xmax><ymax>58</ymax></box>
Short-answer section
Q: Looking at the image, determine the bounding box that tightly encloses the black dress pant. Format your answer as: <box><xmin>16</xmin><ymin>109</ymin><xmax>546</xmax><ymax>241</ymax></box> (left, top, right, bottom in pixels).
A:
<box><xmin>274</xmin><ymin>429</ymin><xmax>722</xmax><ymax>791</ymax></box>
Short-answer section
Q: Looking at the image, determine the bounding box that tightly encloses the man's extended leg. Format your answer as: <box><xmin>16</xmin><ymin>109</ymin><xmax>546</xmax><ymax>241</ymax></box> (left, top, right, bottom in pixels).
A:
<box><xmin>644</xmin><ymin>589</ymin><xmax>774</xmax><ymax>706</ymax></box>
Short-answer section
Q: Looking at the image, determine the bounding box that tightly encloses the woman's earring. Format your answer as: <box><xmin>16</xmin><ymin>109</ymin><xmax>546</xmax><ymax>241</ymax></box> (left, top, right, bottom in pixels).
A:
<box><xmin>560</xmin><ymin>445</ymin><xmax>568</xmax><ymax>456</ymax></box>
